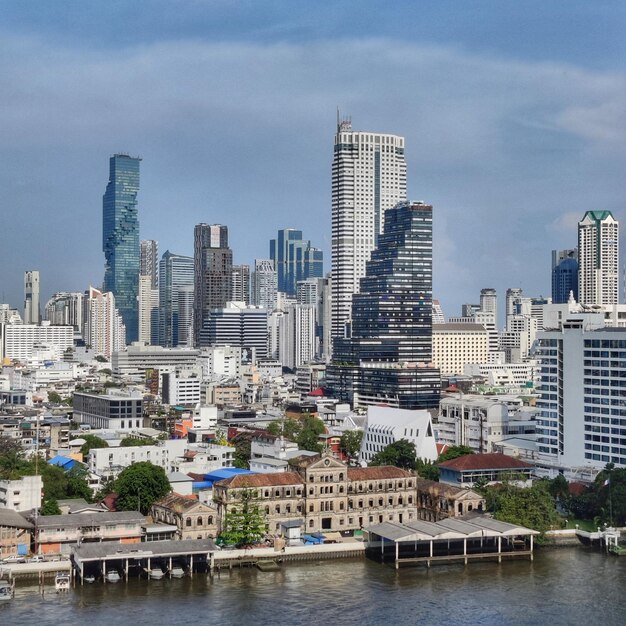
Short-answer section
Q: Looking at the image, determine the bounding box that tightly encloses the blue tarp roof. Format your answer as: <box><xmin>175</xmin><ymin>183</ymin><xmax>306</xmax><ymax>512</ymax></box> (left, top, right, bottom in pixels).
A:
<box><xmin>48</xmin><ymin>455</ymin><xmax>77</xmax><ymax>470</ymax></box>
<box><xmin>302</xmin><ymin>534</ymin><xmax>324</xmax><ymax>544</ymax></box>
<box><xmin>192</xmin><ymin>481</ymin><xmax>213</xmax><ymax>490</ymax></box>
<box><xmin>203</xmin><ymin>468</ymin><xmax>254</xmax><ymax>481</ymax></box>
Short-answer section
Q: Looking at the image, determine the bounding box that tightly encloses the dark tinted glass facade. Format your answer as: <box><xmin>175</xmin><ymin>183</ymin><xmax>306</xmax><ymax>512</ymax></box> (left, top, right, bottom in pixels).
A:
<box><xmin>102</xmin><ymin>154</ymin><xmax>141</xmax><ymax>343</ymax></box>
<box><xmin>270</xmin><ymin>229</ymin><xmax>323</xmax><ymax>296</ymax></box>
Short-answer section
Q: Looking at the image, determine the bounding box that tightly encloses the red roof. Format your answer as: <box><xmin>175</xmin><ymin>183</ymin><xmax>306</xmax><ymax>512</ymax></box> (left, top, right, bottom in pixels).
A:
<box><xmin>216</xmin><ymin>472</ymin><xmax>304</xmax><ymax>489</ymax></box>
<box><xmin>347</xmin><ymin>466</ymin><xmax>413</xmax><ymax>481</ymax></box>
<box><xmin>308</xmin><ymin>388</ymin><xmax>325</xmax><ymax>396</ymax></box>
<box><xmin>438</xmin><ymin>453</ymin><xmax>533</xmax><ymax>471</ymax></box>
<box><xmin>436</xmin><ymin>443</ymin><xmax>449</xmax><ymax>457</ymax></box>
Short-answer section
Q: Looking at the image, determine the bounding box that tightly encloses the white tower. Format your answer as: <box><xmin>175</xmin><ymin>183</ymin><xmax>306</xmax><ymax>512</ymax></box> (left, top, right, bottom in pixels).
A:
<box><xmin>24</xmin><ymin>270</ymin><xmax>41</xmax><ymax>324</ymax></box>
<box><xmin>331</xmin><ymin>116</ymin><xmax>407</xmax><ymax>343</ymax></box>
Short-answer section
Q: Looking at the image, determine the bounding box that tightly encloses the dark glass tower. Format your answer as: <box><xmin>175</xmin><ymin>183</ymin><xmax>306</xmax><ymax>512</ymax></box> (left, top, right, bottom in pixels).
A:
<box><xmin>551</xmin><ymin>249</ymin><xmax>578</xmax><ymax>304</ymax></box>
<box><xmin>270</xmin><ymin>229</ymin><xmax>323</xmax><ymax>296</ymax></box>
<box><xmin>103</xmin><ymin>154</ymin><xmax>141</xmax><ymax>343</ymax></box>
<box><xmin>327</xmin><ymin>201</ymin><xmax>440</xmax><ymax>409</ymax></box>
<box><xmin>158</xmin><ymin>251</ymin><xmax>194</xmax><ymax>347</ymax></box>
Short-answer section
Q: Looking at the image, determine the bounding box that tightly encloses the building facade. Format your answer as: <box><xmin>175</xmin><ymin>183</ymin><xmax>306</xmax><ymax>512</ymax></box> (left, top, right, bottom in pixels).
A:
<box><xmin>102</xmin><ymin>154</ymin><xmax>141</xmax><ymax>342</ymax></box>
<box><xmin>331</xmin><ymin>118</ymin><xmax>407</xmax><ymax>340</ymax></box>
<box><xmin>552</xmin><ymin>249</ymin><xmax>578</xmax><ymax>304</ymax></box>
<box><xmin>24</xmin><ymin>270</ymin><xmax>41</xmax><ymax>324</ymax></box>
<box><xmin>158</xmin><ymin>251</ymin><xmax>194</xmax><ymax>347</ymax></box>
<box><xmin>251</xmin><ymin>259</ymin><xmax>278</xmax><ymax>311</ymax></box>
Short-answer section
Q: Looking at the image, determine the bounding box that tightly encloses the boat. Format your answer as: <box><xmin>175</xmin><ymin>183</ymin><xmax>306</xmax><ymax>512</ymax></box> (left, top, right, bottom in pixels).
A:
<box><xmin>0</xmin><ymin>580</ymin><xmax>13</xmax><ymax>601</ymax></box>
<box><xmin>83</xmin><ymin>574</ymin><xmax>96</xmax><ymax>584</ymax></box>
<box><xmin>170</xmin><ymin>566</ymin><xmax>185</xmax><ymax>578</ymax></box>
<box><xmin>149</xmin><ymin>568</ymin><xmax>164</xmax><ymax>580</ymax></box>
<box><xmin>55</xmin><ymin>571</ymin><xmax>71</xmax><ymax>592</ymax></box>
<box><xmin>105</xmin><ymin>569</ymin><xmax>121</xmax><ymax>583</ymax></box>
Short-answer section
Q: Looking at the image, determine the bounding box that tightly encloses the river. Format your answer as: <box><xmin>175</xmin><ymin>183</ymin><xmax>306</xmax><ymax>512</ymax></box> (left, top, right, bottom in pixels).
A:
<box><xmin>2</xmin><ymin>547</ymin><xmax>625</xmax><ymax>625</ymax></box>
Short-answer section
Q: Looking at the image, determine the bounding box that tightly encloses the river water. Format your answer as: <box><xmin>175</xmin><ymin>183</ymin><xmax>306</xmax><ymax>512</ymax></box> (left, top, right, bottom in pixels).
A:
<box><xmin>2</xmin><ymin>547</ymin><xmax>625</xmax><ymax>625</ymax></box>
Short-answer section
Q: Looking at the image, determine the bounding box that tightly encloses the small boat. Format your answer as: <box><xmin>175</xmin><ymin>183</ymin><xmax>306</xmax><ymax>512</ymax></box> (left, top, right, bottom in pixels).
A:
<box><xmin>0</xmin><ymin>580</ymin><xmax>14</xmax><ymax>601</ymax></box>
<box><xmin>105</xmin><ymin>569</ymin><xmax>121</xmax><ymax>583</ymax></box>
<box><xmin>55</xmin><ymin>571</ymin><xmax>71</xmax><ymax>592</ymax></box>
<box><xmin>149</xmin><ymin>568</ymin><xmax>164</xmax><ymax>580</ymax></box>
<box><xmin>83</xmin><ymin>574</ymin><xmax>96</xmax><ymax>584</ymax></box>
<box><xmin>170</xmin><ymin>566</ymin><xmax>185</xmax><ymax>578</ymax></box>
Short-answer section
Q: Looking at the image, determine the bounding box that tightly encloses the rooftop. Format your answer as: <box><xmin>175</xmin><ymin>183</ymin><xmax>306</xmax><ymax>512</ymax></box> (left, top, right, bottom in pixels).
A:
<box><xmin>437</xmin><ymin>453</ymin><xmax>534</xmax><ymax>472</ymax></box>
<box><xmin>35</xmin><ymin>510</ymin><xmax>145</xmax><ymax>529</ymax></box>
<box><xmin>347</xmin><ymin>466</ymin><xmax>413</xmax><ymax>481</ymax></box>
<box><xmin>216</xmin><ymin>472</ymin><xmax>304</xmax><ymax>489</ymax></box>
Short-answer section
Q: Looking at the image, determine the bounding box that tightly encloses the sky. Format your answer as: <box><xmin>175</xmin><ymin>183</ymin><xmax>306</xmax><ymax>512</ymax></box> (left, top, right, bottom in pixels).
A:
<box><xmin>1</xmin><ymin>1</ymin><xmax>625</xmax><ymax>324</ymax></box>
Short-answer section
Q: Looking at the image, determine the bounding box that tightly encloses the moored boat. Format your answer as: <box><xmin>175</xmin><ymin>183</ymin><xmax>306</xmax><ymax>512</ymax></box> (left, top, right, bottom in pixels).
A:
<box><xmin>170</xmin><ymin>566</ymin><xmax>185</xmax><ymax>578</ymax></box>
<box><xmin>105</xmin><ymin>569</ymin><xmax>121</xmax><ymax>583</ymax></box>
<box><xmin>0</xmin><ymin>580</ymin><xmax>13</xmax><ymax>601</ymax></box>
<box><xmin>149</xmin><ymin>568</ymin><xmax>164</xmax><ymax>580</ymax></box>
<box><xmin>55</xmin><ymin>572</ymin><xmax>70</xmax><ymax>592</ymax></box>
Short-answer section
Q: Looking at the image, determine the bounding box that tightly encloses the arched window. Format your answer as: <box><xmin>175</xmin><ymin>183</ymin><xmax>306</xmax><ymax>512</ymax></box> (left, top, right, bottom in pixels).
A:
<box><xmin>208</xmin><ymin>516</ymin><xmax>214</xmax><ymax>525</ymax></box>
<box><xmin>186</xmin><ymin>517</ymin><xmax>192</xmax><ymax>527</ymax></box>
<box><xmin>339</xmin><ymin>473</ymin><xmax>344</xmax><ymax>481</ymax></box>
<box><xmin>197</xmin><ymin>516</ymin><xmax>203</xmax><ymax>527</ymax></box>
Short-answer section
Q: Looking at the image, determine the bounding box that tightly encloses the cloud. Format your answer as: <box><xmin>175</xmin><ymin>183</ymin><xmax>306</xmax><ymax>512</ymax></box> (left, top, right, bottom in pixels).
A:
<box><xmin>0</xmin><ymin>35</ymin><xmax>625</xmax><ymax>316</ymax></box>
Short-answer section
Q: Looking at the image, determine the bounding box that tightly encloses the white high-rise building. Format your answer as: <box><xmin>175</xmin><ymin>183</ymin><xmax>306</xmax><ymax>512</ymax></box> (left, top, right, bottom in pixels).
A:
<box><xmin>24</xmin><ymin>270</ymin><xmax>40</xmax><ymax>324</ymax></box>
<box><xmin>45</xmin><ymin>292</ymin><xmax>85</xmax><ymax>335</ymax></box>
<box><xmin>251</xmin><ymin>259</ymin><xmax>277</xmax><ymax>311</ymax></box>
<box><xmin>138</xmin><ymin>275</ymin><xmax>154</xmax><ymax>345</ymax></box>
<box><xmin>578</xmin><ymin>210</ymin><xmax>619</xmax><ymax>306</ymax></box>
<box><xmin>331</xmin><ymin>116</ymin><xmax>407</xmax><ymax>341</ymax></box>
<box><xmin>85</xmin><ymin>287</ymin><xmax>126</xmax><ymax>358</ymax></box>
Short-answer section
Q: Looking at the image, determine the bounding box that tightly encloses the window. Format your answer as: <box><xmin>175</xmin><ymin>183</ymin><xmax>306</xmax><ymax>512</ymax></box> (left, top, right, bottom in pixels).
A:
<box><xmin>197</xmin><ymin>517</ymin><xmax>203</xmax><ymax>527</ymax></box>
<box><xmin>208</xmin><ymin>516</ymin><xmax>213</xmax><ymax>525</ymax></box>
<box><xmin>186</xmin><ymin>517</ymin><xmax>192</xmax><ymax>527</ymax></box>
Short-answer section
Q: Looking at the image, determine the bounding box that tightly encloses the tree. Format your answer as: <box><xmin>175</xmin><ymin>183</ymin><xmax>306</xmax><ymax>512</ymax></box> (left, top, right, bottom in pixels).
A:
<box><xmin>94</xmin><ymin>355</ymin><xmax>108</xmax><ymax>363</ymax></box>
<box><xmin>0</xmin><ymin>438</ymin><xmax>27</xmax><ymax>479</ymax></box>
<box><xmin>115</xmin><ymin>462</ymin><xmax>171</xmax><ymax>514</ymax></box>
<box><xmin>415</xmin><ymin>458</ymin><xmax>440</xmax><ymax>481</ymax></box>
<box><xmin>220</xmin><ymin>488</ymin><xmax>267</xmax><ymax>547</ymax></box>
<box><xmin>438</xmin><ymin>446</ymin><xmax>474</xmax><ymax>463</ymax></box>
<box><xmin>65</xmin><ymin>466</ymin><xmax>94</xmax><ymax>501</ymax></box>
<box><xmin>370</xmin><ymin>439</ymin><xmax>416</xmax><ymax>470</ymax></box>
<box><xmin>48</xmin><ymin>391</ymin><xmax>63</xmax><ymax>404</ymax></box>
<box><xmin>232</xmin><ymin>433</ymin><xmax>252</xmax><ymax>469</ymax></box>
<box><xmin>340</xmin><ymin>430</ymin><xmax>364</xmax><ymax>462</ymax></box>
<box><xmin>296</xmin><ymin>415</ymin><xmax>325</xmax><ymax>453</ymax></box>
<box><xmin>77</xmin><ymin>434</ymin><xmax>109</xmax><ymax>458</ymax></box>
<box><xmin>40</xmin><ymin>499</ymin><xmax>61</xmax><ymax>516</ymax></box>
<box><xmin>120</xmin><ymin>436</ymin><xmax>158</xmax><ymax>447</ymax></box>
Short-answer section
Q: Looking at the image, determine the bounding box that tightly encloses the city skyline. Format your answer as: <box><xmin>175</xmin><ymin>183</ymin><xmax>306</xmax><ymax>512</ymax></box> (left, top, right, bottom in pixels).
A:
<box><xmin>1</xmin><ymin>3</ymin><xmax>625</xmax><ymax>319</ymax></box>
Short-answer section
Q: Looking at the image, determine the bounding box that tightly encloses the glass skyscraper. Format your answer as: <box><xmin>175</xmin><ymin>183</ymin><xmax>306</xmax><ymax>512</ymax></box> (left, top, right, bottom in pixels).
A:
<box><xmin>103</xmin><ymin>154</ymin><xmax>141</xmax><ymax>343</ymax></box>
<box><xmin>270</xmin><ymin>229</ymin><xmax>323</xmax><ymax>297</ymax></box>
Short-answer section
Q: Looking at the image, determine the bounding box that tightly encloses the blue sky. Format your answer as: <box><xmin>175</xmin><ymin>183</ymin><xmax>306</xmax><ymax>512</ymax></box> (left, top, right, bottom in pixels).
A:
<box><xmin>1</xmin><ymin>1</ymin><xmax>625</xmax><ymax>322</ymax></box>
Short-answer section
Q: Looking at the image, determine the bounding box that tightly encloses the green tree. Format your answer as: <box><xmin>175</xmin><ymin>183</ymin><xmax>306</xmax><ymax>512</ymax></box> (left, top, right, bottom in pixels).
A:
<box><xmin>120</xmin><ymin>436</ymin><xmax>158</xmax><ymax>447</ymax></box>
<box><xmin>438</xmin><ymin>445</ymin><xmax>474</xmax><ymax>463</ymax></box>
<box><xmin>94</xmin><ymin>355</ymin><xmax>108</xmax><ymax>363</ymax></box>
<box><xmin>77</xmin><ymin>434</ymin><xmax>109</xmax><ymax>458</ymax></box>
<box><xmin>115</xmin><ymin>462</ymin><xmax>171</xmax><ymax>514</ymax></box>
<box><xmin>40</xmin><ymin>499</ymin><xmax>62</xmax><ymax>516</ymax></box>
<box><xmin>340</xmin><ymin>430</ymin><xmax>364</xmax><ymax>462</ymax></box>
<box><xmin>232</xmin><ymin>433</ymin><xmax>252</xmax><ymax>469</ymax></box>
<box><xmin>415</xmin><ymin>458</ymin><xmax>440</xmax><ymax>481</ymax></box>
<box><xmin>0</xmin><ymin>438</ymin><xmax>27</xmax><ymax>479</ymax></box>
<box><xmin>220</xmin><ymin>488</ymin><xmax>267</xmax><ymax>547</ymax></box>
<box><xmin>370</xmin><ymin>439</ymin><xmax>416</xmax><ymax>470</ymax></box>
<box><xmin>296</xmin><ymin>415</ymin><xmax>325</xmax><ymax>453</ymax></box>
<box><xmin>48</xmin><ymin>391</ymin><xmax>63</xmax><ymax>404</ymax></box>
<box><xmin>65</xmin><ymin>466</ymin><xmax>94</xmax><ymax>501</ymax></box>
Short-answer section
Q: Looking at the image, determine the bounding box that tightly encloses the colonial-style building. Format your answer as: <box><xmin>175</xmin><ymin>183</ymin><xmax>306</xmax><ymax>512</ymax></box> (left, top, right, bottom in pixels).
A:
<box><xmin>151</xmin><ymin>493</ymin><xmax>218</xmax><ymax>540</ymax></box>
<box><xmin>415</xmin><ymin>478</ymin><xmax>485</xmax><ymax>521</ymax></box>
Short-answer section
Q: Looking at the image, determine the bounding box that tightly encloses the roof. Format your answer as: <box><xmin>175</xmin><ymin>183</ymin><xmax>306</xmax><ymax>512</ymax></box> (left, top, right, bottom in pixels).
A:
<box><xmin>153</xmin><ymin>492</ymin><xmax>214</xmax><ymax>514</ymax></box>
<box><xmin>438</xmin><ymin>453</ymin><xmax>534</xmax><ymax>472</ymax></box>
<box><xmin>0</xmin><ymin>509</ymin><xmax>33</xmax><ymax>529</ymax></box>
<box><xmin>203</xmin><ymin>468</ymin><xmax>254</xmax><ymax>481</ymax></box>
<box><xmin>167</xmin><ymin>472</ymin><xmax>194</xmax><ymax>483</ymax></box>
<box><xmin>72</xmin><ymin>538</ymin><xmax>218</xmax><ymax>562</ymax></box>
<box><xmin>215</xmin><ymin>472</ymin><xmax>304</xmax><ymax>489</ymax></box>
<box><xmin>35</xmin><ymin>510</ymin><xmax>145</xmax><ymax>529</ymax></box>
<box><xmin>56</xmin><ymin>498</ymin><xmax>107</xmax><ymax>513</ymax></box>
<box><xmin>432</xmin><ymin>323</ymin><xmax>487</xmax><ymax>332</ymax></box>
<box><xmin>288</xmin><ymin>454</ymin><xmax>322</xmax><ymax>469</ymax></box>
<box><xmin>48</xmin><ymin>455</ymin><xmax>78</xmax><ymax>470</ymax></box>
<box><xmin>347</xmin><ymin>466</ymin><xmax>413</xmax><ymax>481</ymax></box>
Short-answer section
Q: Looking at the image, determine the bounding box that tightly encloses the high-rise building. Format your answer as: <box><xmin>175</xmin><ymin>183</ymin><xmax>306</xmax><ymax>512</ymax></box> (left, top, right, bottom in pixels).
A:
<box><xmin>140</xmin><ymin>240</ymin><xmax>159</xmax><ymax>289</ymax></box>
<box><xmin>551</xmin><ymin>249</ymin><xmax>578</xmax><ymax>304</ymax></box>
<box><xmin>269</xmin><ymin>229</ymin><xmax>323</xmax><ymax>297</ymax></box>
<box><xmin>231</xmin><ymin>265</ymin><xmax>251</xmax><ymax>305</ymax></box>
<box><xmin>326</xmin><ymin>201</ymin><xmax>440</xmax><ymax>410</ymax></box>
<box><xmin>331</xmin><ymin>116</ymin><xmax>407</xmax><ymax>342</ymax></box>
<box><xmin>45</xmin><ymin>292</ymin><xmax>85</xmax><ymax>335</ymax></box>
<box><xmin>138</xmin><ymin>275</ymin><xmax>156</xmax><ymax>345</ymax></box>
<box><xmin>85</xmin><ymin>286</ymin><xmax>126</xmax><ymax>358</ymax></box>
<box><xmin>578</xmin><ymin>210</ymin><xmax>619</xmax><ymax>306</ymax></box>
<box><xmin>24</xmin><ymin>271</ymin><xmax>40</xmax><ymax>324</ymax></box>
<box><xmin>251</xmin><ymin>259</ymin><xmax>278</xmax><ymax>311</ymax></box>
<box><xmin>193</xmin><ymin>224</ymin><xmax>232</xmax><ymax>346</ymax></box>
<box><xmin>479</xmin><ymin>288</ymin><xmax>497</xmax><ymax>322</ymax></box>
<box><xmin>158</xmin><ymin>251</ymin><xmax>194</xmax><ymax>347</ymax></box>
<box><xmin>102</xmin><ymin>154</ymin><xmax>141</xmax><ymax>343</ymax></box>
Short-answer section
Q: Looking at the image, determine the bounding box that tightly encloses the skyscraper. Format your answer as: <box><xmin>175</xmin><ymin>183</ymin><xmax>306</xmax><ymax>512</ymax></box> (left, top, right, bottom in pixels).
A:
<box><xmin>193</xmin><ymin>224</ymin><xmax>232</xmax><ymax>346</ymax></box>
<box><xmin>24</xmin><ymin>270</ymin><xmax>40</xmax><ymax>324</ymax></box>
<box><xmin>251</xmin><ymin>259</ymin><xmax>278</xmax><ymax>311</ymax></box>
<box><xmin>102</xmin><ymin>154</ymin><xmax>141</xmax><ymax>343</ymax></box>
<box><xmin>140</xmin><ymin>240</ymin><xmax>159</xmax><ymax>289</ymax></box>
<box><xmin>269</xmin><ymin>229</ymin><xmax>323</xmax><ymax>297</ymax></box>
<box><xmin>158</xmin><ymin>251</ymin><xmax>194</xmax><ymax>347</ymax></box>
<box><xmin>85</xmin><ymin>286</ymin><xmax>126</xmax><ymax>358</ymax></box>
<box><xmin>551</xmin><ymin>249</ymin><xmax>578</xmax><ymax>304</ymax></box>
<box><xmin>326</xmin><ymin>201</ymin><xmax>440</xmax><ymax>410</ymax></box>
<box><xmin>331</xmin><ymin>116</ymin><xmax>407</xmax><ymax>342</ymax></box>
<box><xmin>578</xmin><ymin>211</ymin><xmax>619</xmax><ymax>306</ymax></box>
<box><xmin>231</xmin><ymin>264</ymin><xmax>251</xmax><ymax>304</ymax></box>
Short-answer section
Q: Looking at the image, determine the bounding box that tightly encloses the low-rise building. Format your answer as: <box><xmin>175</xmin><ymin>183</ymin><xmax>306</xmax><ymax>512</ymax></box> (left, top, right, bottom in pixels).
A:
<box><xmin>0</xmin><ymin>475</ymin><xmax>42</xmax><ymax>512</ymax></box>
<box><xmin>438</xmin><ymin>453</ymin><xmax>534</xmax><ymax>487</ymax></box>
<box><xmin>414</xmin><ymin>478</ymin><xmax>485</xmax><ymax>521</ymax></box>
<box><xmin>0</xmin><ymin>509</ymin><xmax>33</xmax><ymax>559</ymax></box>
<box><xmin>151</xmin><ymin>493</ymin><xmax>218</xmax><ymax>540</ymax></box>
<box><xmin>73</xmin><ymin>391</ymin><xmax>144</xmax><ymax>430</ymax></box>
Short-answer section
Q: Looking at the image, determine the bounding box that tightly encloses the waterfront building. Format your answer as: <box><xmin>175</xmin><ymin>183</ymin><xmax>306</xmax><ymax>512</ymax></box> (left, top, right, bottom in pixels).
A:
<box><xmin>73</xmin><ymin>390</ymin><xmax>143</xmax><ymax>430</ymax></box>
<box><xmin>552</xmin><ymin>249</ymin><xmax>578</xmax><ymax>304</ymax></box>
<box><xmin>151</xmin><ymin>493</ymin><xmax>218</xmax><ymax>540</ymax></box>
<box><xmin>231</xmin><ymin>265</ymin><xmax>251</xmax><ymax>305</ymax></box>
<box><xmin>270</xmin><ymin>229</ymin><xmax>323</xmax><ymax>297</ymax></box>
<box><xmin>102</xmin><ymin>154</ymin><xmax>141</xmax><ymax>342</ymax></box>
<box><xmin>359</xmin><ymin>406</ymin><xmax>438</xmax><ymax>465</ymax></box>
<box><xmin>578</xmin><ymin>210</ymin><xmax>619</xmax><ymax>306</ymax></box>
<box><xmin>437</xmin><ymin>453</ymin><xmax>534</xmax><ymax>487</ymax></box>
<box><xmin>193</xmin><ymin>224</ymin><xmax>232</xmax><ymax>346</ymax></box>
<box><xmin>326</xmin><ymin>201</ymin><xmax>440</xmax><ymax>410</ymax></box>
<box><xmin>85</xmin><ymin>287</ymin><xmax>126</xmax><ymax>358</ymax></box>
<box><xmin>414</xmin><ymin>479</ymin><xmax>485</xmax><ymax>521</ymax></box>
<box><xmin>158</xmin><ymin>251</ymin><xmax>194</xmax><ymax>347</ymax></box>
<box><xmin>251</xmin><ymin>259</ymin><xmax>278</xmax><ymax>311</ymax></box>
<box><xmin>0</xmin><ymin>509</ymin><xmax>33</xmax><ymax>560</ymax></box>
<box><xmin>24</xmin><ymin>270</ymin><xmax>41</xmax><ymax>324</ymax></box>
<box><xmin>331</xmin><ymin>117</ymin><xmax>407</xmax><ymax>341</ymax></box>
<box><xmin>432</xmin><ymin>323</ymin><xmax>489</xmax><ymax>376</ymax></box>
<box><xmin>536</xmin><ymin>317</ymin><xmax>626</xmax><ymax>469</ymax></box>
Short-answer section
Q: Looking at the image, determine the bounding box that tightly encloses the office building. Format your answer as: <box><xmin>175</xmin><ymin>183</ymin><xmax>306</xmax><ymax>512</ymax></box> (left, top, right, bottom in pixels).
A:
<box><xmin>331</xmin><ymin>117</ymin><xmax>407</xmax><ymax>341</ymax></box>
<box><xmin>158</xmin><ymin>251</ymin><xmax>194</xmax><ymax>347</ymax></box>
<box><xmin>578</xmin><ymin>210</ymin><xmax>619</xmax><ymax>306</ymax></box>
<box><xmin>251</xmin><ymin>259</ymin><xmax>278</xmax><ymax>311</ymax></box>
<box><xmin>73</xmin><ymin>390</ymin><xmax>143</xmax><ymax>430</ymax></box>
<box><xmin>432</xmin><ymin>323</ymin><xmax>489</xmax><ymax>376</ymax></box>
<box><xmin>102</xmin><ymin>154</ymin><xmax>141</xmax><ymax>342</ymax></box>
<box><xmin>326</xmin><ymin>201</ymin><xmax>440</xmax><ymax>410</ymax></box>
<box><xmin>140</xmin><ymin>240</ymin><xmax>159</xmax><ymax>289</ymax></box>
<box><xmin>552</xmin><ymin>249</ymin><xmax>578</xmax><ymax>304</ymax></box>
<box><xmin>269</xmin><ymin>229</ymin><xmax>323</xmax><ymax>297</ymax></box>
<box><xmin>231</xmin><ymin>265</ymin><xmax>251</xmax><ymax>305</ymax></box>
<box><xmin>193</xmin><ymin>224</ymin><xmax>232</xmax><ymax>346</ymax></box>
<box><xmin>24</xmin><ymin>271</ymin><xmax>41</xmax><ymax>324</ymax></box>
